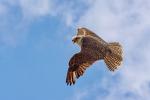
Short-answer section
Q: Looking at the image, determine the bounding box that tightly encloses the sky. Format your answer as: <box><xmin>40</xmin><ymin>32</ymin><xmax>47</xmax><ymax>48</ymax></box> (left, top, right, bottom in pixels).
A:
<box><xmin>0</xmin><ymin>0</ymin><xmax>150</xmax><ymax>100</ymax></box>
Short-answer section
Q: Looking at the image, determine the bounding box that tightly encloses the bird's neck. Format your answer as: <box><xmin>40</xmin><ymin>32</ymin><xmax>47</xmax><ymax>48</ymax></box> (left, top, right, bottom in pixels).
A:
<box><xmin>76</xmin><ymin>38</ymin><xmax>82</xmax><ymax>47</ymax></box>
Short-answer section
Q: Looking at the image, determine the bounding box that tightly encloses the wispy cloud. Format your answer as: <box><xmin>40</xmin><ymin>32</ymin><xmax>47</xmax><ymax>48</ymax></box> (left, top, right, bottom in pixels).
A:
<box><xmin>19</xmin><ymin>0</ymin><xmax>54</xmax><ymax>19</ymax></box>
<box><xmin>0</xmin><ymin>1</ymin><xmax>63</xmax><ymax>47</ymax></box>
<box><xmin>0</xmin><ymin>0</ymin><xmax>91</xmax><ymax>48</ymax></box>
<box><xmin>69</xmin><ymin>0</ymin><xmax>150</xmax><ymax>100</ymax></box>
<box><xmin>0</xmin><ymin>0</ymin><xmax>53</xmax><ymax>47</ymax></box>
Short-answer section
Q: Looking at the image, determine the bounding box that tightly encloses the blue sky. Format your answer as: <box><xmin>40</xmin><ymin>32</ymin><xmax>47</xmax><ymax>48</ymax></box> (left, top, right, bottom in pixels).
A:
<box><xmin>0</xmin><ymin>0</ymin><xmax>150</xmax><ymax>100</ymax></box>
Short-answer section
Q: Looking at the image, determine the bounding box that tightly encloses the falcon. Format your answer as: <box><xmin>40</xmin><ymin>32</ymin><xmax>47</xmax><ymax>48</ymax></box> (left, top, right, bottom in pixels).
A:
<box><xmin>66</xmin><ymin>27</ymin><xmax>123</xmax><ymax>85</ymax></box>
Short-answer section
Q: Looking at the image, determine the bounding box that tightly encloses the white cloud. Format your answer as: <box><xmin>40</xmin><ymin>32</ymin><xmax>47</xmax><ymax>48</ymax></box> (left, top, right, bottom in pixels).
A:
<box><xmin>0</xmin><ymin>0</ymin><xmax>54</xmax><ymax>17</ymax></box>
<box><xmin>19</xmin><ymin>0</ymin><xmax>54</xmax><ymax>19</ymax></box>
<box><xmin>0</xmin><ymin>0</ymin><xmax>93</xmax><ymax>47</ymax></box>
<box><xmin>0</xmin><ymin>0</ymin><xmax>54</xmax><ymax>47</ymax></box>
<box><xmin>0</xmin><ymin>0</ymin><xmax>73</xmax><ymax>47</ymax></box>
<box><xmin>70</xmin><ymin>0</ymin><xmax>150</xmax><ymax>100</ymax></box>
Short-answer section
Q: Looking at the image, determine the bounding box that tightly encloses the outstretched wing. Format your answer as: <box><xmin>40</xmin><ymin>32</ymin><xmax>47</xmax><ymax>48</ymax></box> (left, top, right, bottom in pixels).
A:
<box><xmin>66</xmin><ymin>52</ymin><xmax>96</xmax><ymax>85</ymax></box>
<box><xmin>77</xmin><ymin>27</ymin><xmax>105</xmax><ymax>42</ymax></box>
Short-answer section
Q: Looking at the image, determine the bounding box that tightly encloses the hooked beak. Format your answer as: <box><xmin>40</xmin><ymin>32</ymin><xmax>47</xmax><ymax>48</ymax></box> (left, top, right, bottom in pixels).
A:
<box><xmin>72</xmin><ymin>36</ymin><xmax>77</xmax><ymax>43</ymax></box>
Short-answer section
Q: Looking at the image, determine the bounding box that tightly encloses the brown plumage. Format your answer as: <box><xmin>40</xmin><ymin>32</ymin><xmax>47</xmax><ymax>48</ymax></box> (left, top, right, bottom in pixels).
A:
<box><xmin>66</xmin><ymin>27</ymin><xmax>123</xmax><ymax>85</ymax></box>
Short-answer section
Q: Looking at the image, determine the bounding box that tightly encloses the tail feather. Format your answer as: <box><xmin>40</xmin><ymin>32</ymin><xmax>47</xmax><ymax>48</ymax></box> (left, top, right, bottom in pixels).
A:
<box><xmin>104</xmin><ymin>42</ymin><xmax>123</xmax><ymax>71</ymax></box>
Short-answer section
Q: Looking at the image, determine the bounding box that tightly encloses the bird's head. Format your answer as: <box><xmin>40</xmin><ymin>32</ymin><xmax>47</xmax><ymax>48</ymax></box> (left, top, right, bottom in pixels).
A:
<box><xmin>77</xmin><ymin>27</ymin><xmax>87</xmax><ymax>36</ymax></box>
<box><xmin>72</xmin><ymin>35</ymin><xmax>83</xmax><ymax>46</ymax></box>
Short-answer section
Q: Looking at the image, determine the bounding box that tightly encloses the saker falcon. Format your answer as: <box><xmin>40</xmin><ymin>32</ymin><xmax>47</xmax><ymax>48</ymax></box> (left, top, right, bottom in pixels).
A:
<box><xmin>66</xmin><ymin>27</ymin><xmax>123</xmax><ymax>85</ymax></box>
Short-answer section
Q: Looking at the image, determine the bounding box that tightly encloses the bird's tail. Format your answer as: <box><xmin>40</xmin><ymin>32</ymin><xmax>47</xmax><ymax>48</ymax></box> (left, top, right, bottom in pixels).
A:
<box><xmin>104</xmin><ymin>42</ymin><xmax>123</xmax><ymax>71</ymax></box>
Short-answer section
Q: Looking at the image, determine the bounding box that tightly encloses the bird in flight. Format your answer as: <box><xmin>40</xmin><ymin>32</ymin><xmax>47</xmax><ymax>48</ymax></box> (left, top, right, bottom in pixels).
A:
<box><xmin>66</xmin><ymin>27</ymin><xmax>123</xmax><ymax>86</ymax></box>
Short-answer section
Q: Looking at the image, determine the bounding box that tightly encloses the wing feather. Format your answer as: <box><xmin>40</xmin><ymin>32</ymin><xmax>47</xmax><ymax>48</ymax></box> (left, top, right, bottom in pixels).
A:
<box><xmin>66</xmin><ymin>36</ymin><xmax>104</xmax><ymax>86</ymax></box>
<box><xmin>66</xmin><ymin>52</ymin><xmax>95</xmax><ymax>85</ymax></box>
<box><xmin>77</xmin><ymin>27</ymin><xmax>106</xmax><ymax>44</ymax></box>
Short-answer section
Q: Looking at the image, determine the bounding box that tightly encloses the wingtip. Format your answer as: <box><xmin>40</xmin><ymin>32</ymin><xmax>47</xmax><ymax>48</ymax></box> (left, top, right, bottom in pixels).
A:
<box><xmin>66</xmin><ymin>82</ymin><xmax>75</xmax><ymax>86</ymax></box>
